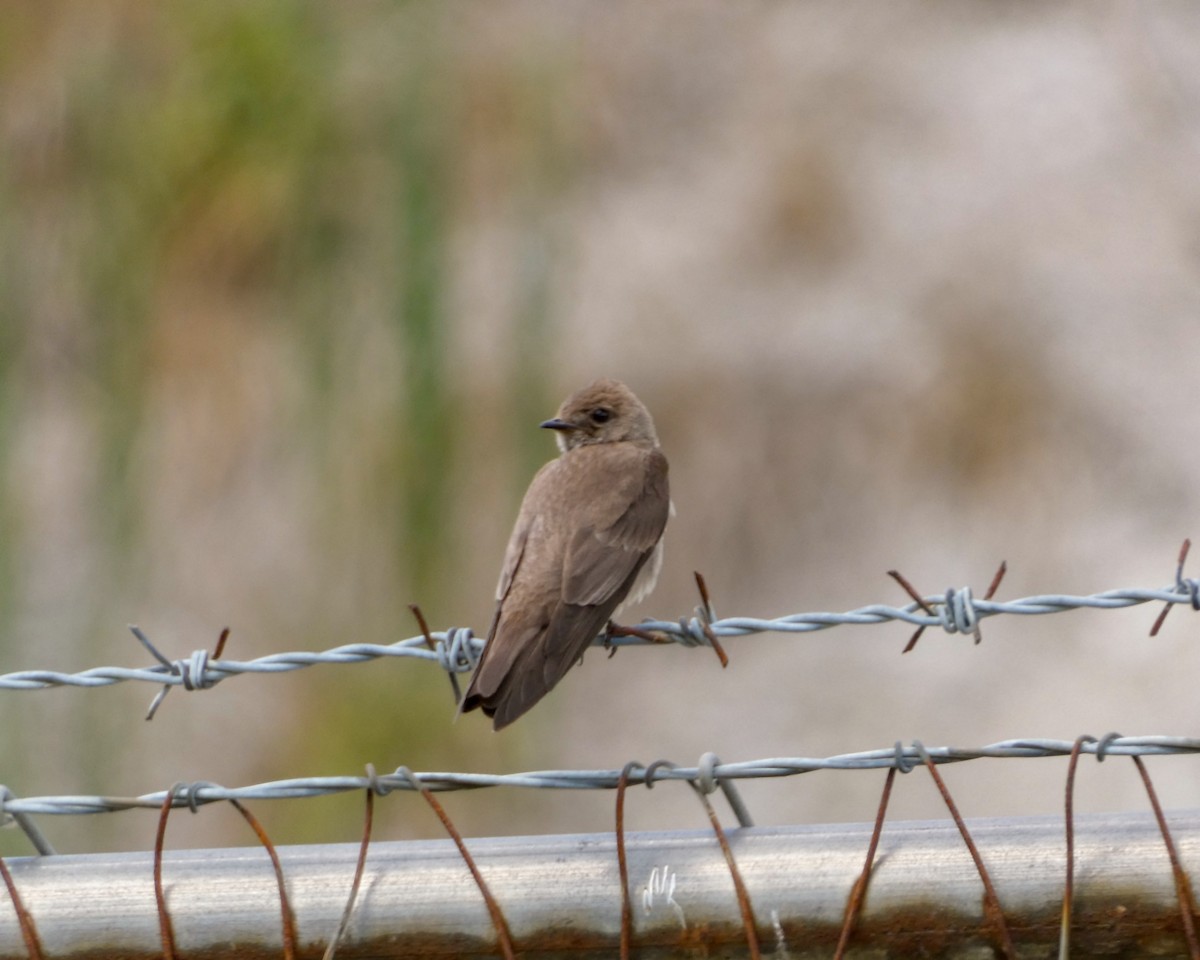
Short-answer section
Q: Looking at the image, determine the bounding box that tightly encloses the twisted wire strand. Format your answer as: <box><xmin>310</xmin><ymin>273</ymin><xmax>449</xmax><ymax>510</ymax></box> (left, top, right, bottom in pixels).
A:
<box><xmin>0</xmin><ymin>582</ymin><xmax>1191</xmax><ymax>696</ymax></box>
<box><xmin>1</xmin><ymin>736</ymin><xmax>1197</xmax><ymax>818</ymax></box>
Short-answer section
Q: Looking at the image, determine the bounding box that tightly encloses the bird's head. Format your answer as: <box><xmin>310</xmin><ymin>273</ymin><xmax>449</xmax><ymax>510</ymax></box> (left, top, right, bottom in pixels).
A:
<box><xmin>541</xmin><ymin>379</ymin><xmax>659</xmax><ymax>453</ymax></box>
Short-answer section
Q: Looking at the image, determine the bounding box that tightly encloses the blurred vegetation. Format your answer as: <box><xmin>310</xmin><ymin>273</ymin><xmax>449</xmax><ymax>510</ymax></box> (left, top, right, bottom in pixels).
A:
<box><xmin>0</xmin><ymin>2</ymin><xmax>580</xmax><ymax>852</ymax></box>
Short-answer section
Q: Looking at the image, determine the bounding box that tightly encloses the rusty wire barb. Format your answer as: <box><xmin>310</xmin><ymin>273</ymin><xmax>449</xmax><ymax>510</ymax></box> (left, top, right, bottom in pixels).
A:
<box><xmin>689</xmin><ymin>571</ymin><xmax>729</xmax><ymax>667</ymax></box>
<box><xmin>1151</xmin><ymin>538</ymin><xmax>1199</xmax><ymax>636</ymax></box>
<box><xmin>409</xmin><ymin>604</ymin><xmax>463</xmax><ymax>704</ymax></box>
<box><xmin>1060</xmin><ymin>735</ymin><xmax>1095</xmax><ymax>958</ymax></box>
<box><xmin>133</xmin><ymin>625</ymin><xmax>229</xmax><ymax>720</ymax></box>
<box><xmin>835</xmin><ymin>765</ymin><xmax>900</xmax><ymax>960</ymax></box>
<box><xmin>912</xmin><ymin>741</ymin><xmax>1016</xmax><ymax>959</ymax></box>
<box><xmin>395</xmin><ymin>766</ymin><xmax>517</xmax><ymax>960</ymax></box>
<box><xmin>323</xmin><ymin>767</ymin><xmax>380</xmax><ymax>960</ymax></box>
<box><xmin>228</xmin><ymin>798</ymin><xmax>298</xmax><ymax>960</ymax></box>
<box><xmin>1</xmin><ymin>550</ymin><xmax>1199</xmax><ymax>696</ymax></box>
<box><xmin>615</xmin><ymin>762</ymin><xmax>640</xmax><ymax>960</ymax></box>
<box><xmin>1130</xmin><ymin>753</ymin><xmax>1200</xmax><ymax>960</ymax></box>
<box><xmin>0</xmin><ymin>851</ymin><xmax>44</xmax><ymax>960</ymax></box>
<box><xmin>153</xmin><ymin>786</ymin><xmax>179</xmax><ymax>960</ymax></box>
<box><xmin>154</xmin><ymin>782</ymin><xmax>297</xmax><ymax>960</ymax></box>
<box><xmin>634</xmin><ymin>757</ymin><xmax>762</xmax><ymax>958</ymax></box>
<box><xmin>686</xmin><ymin>767</ymin><xmax>761</xmax><ymax>960</ymax></box>
<box><xmin>891</xmin><ymin>561</ymin><xmax>1008</xmax><ymax>652</ymax></box>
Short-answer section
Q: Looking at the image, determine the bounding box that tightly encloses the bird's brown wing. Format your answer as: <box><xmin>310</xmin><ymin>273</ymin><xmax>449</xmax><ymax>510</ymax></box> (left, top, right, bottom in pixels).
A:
<box><xmin>460</xmin><ymin>506</ymin><xmax>538</xmax><ymax>709</ymax></box>
<box><xmin>488</xmin><ymin>448</ymin><xmax>669</xmax><ymax>729</ymax></box>
<box><xmin>562</xmin><ymin>448</ymin><xmax>669</xmax><ymax>606</ymax></box>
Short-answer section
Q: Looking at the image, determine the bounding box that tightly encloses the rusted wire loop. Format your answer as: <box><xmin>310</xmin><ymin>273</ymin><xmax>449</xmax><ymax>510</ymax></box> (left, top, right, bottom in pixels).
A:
<box><xmin>615</xmin><ymin>761</ymin><xmax>644</xmax><ymax>960</ymax></box>
<box><xmin>1131</xmin><ymin>755</ymin><xmax>1200</xmax><ymax>960</ymax></box>
<box><xmin>226</xmin><ymin>798</ymin><xmax>297</xmax><ymax>960</ymax></box>
<box><xmin>323</xmin><ymin>780</ymin><xmax>376</xmax><ymax>960</ymax></box>
<box><xmin>154</xmin><ymin>783</ymin><xmax>183</xmax><ymax>960</ymax></box>
<box><xmin>0</xmin><ymin>850</ymin><xmax>44</xmax><ymax>960</ymax></box>
<box><xmin>1095</xmin><ymin>731</ymin><xmax>1123</xmax><ymax>763</ymax></box>
<box><xmin>1061</xmin><ymin>735</ymin><xmax>1098</xmax><ymax>959</ymax></box>
<box><xmin>911</xmin><ymin>741</ymin><xmax>1016</xmax><ymax>959</ymax></box>
<box><xmin>394</xmin><ymin>765</ymin><xmax>517</xmax><ymax>960</ymax></box>
<box><xmin>686</xmin><ymin>779</ymin><xmax>762</xmax><ymax>959</ymax></box>
<box><xmin>0</xmin><ymin>786</ymin><xmax>56</xmax><ymax>856</ymax></box>
<box><xmin>835</xmin><ymin>766</ymin><xmax>899</xmax><ymax>960</ymax></box>
<box><xmin>893</xmin><ymin>741</ymin><xmax>916</xmax><ymax>774</ymax></box>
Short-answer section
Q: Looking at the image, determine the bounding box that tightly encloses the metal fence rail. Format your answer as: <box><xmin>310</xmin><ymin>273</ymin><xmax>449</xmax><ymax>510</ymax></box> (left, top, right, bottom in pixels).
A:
<box><xmin>3</xmin><ymin>811</ymin><xmax>1198</xmax><ymax>959</ymax></box>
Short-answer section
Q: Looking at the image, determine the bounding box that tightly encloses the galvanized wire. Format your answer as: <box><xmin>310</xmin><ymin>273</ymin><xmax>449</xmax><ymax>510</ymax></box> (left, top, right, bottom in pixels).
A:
<box><xmin>0</xmin><ymin>579</ymin><xmax>1195</xmax><ymax>698</ymax></box>
<box><xmin>0</xmin><ymin>735</ymin><xmax>1196</xmax><ymax>819</ymax></box>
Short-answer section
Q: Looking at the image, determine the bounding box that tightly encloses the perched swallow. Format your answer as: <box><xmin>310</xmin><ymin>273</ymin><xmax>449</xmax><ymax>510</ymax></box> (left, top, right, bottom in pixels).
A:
<box><xmin>461</xmin><ymin>379</ymin><xmax>670</xmax><ymax>730</ymax></box>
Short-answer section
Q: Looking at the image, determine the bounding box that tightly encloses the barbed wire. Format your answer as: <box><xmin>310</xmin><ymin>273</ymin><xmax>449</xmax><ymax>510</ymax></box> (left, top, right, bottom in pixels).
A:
<box><xmin>0</xmin><ymin>735</ymin><xmax>1195</xmax><ymax>819</ymax></box>
<box><xmin>3</xmin><ymin>555</ymin><xmax>1198</xmax><ymax>956</ymax></box>
<box><xmin>0</xmin><ymin>573</ymin><xmax>1195</xmax><ymax>701</ymax></box>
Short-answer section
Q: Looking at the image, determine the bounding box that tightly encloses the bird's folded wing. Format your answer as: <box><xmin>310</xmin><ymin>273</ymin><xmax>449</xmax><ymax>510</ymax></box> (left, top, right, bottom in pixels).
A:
<box><xmin>562</xmin><ymin>448</ymin><xmax>670</xmax><ymax>606</ymax></box>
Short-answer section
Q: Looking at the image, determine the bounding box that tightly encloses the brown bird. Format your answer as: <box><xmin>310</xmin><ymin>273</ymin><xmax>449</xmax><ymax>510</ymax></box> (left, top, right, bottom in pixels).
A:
<box><xmin>461</xmin><ymin>379</ymin><xmax>670</xmax><ymax>730</ymax></box>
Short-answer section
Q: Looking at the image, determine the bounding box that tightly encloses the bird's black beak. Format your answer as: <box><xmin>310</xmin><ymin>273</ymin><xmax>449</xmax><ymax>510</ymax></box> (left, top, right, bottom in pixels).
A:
<box><xmin>540</xmin><ymin>418</ymin><xmax>574</xmax><ymax>431</ymax></box>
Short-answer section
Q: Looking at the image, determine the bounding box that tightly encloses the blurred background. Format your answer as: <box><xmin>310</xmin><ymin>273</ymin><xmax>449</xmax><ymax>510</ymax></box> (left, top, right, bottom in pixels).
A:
<box><xmin>2</xmin><ymin>1</ymin><xmax>1200</xmax><ymax>854</ymax></box>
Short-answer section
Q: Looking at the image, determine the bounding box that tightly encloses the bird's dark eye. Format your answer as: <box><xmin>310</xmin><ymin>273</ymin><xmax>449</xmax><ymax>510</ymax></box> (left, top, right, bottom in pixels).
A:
<box><xmin>590</xmin><ymin>407</ymin><xmax>611</xmax><ymax>424</ymax></box>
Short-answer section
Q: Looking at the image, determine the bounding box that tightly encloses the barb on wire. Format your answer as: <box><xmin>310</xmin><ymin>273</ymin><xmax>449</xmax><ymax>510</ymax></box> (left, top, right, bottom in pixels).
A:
<box><xmin>1151</xmin><ymin>539</ymin><xmax>1199</xmax><ymax>636</ymax></box>
<box><xmin>409</xmin><ymin>604</ymin><xmax>462</xmax><ymax>705</ymax></box>
<box><xmin>888</xmin><ymin>569</ymin><xmax>937</xmax><ymax>655</ymax></box>
<box><xmin>6</xmin><ymin>564</ymin><xmax>1195</xmax><ymax>698</ymax></box>
<box><xmin>692</xmin><ymin>572</ymin><xmax>728</xmax><ymax>667</ymax></box>
<box><xmin>894</xmin><ymin>561</ymin><xmax>1007</xmax><ymax>653</ymax></box>
<box><xmin>134</xmin><ymin>626</ymin><xmax>228</xmax><ymax>720</ymax></box>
